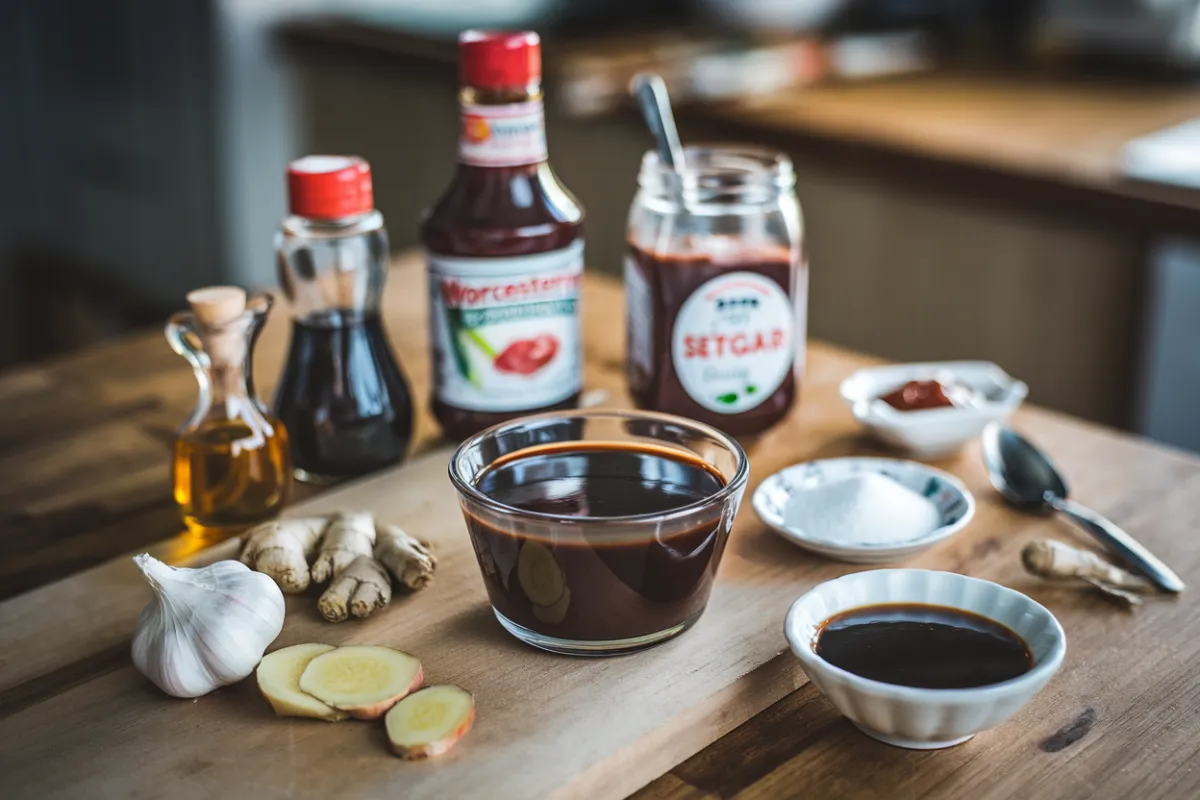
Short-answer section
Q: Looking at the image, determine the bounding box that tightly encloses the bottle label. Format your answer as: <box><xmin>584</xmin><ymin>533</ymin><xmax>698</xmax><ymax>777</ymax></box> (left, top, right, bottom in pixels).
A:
<box><xmin>428</xmin><ymin>241</ymin><xmax>583</xmax><ymax>412</ymax></box>
<box><xmin>670</xmin><ymin>271</ymin><xmax>796</xmax><ymax>414</ymax></box>
<box><xmin>459</xmin><ymin>100</ymin><xmax>548</xmax><ymax>167</ymax></box>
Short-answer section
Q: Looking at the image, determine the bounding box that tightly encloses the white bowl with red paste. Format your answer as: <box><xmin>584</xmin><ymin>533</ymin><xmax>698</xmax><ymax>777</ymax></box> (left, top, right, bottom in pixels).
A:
<box><xmin>839</xmin><ymin>361</ymin><xmax>1027</xmax><ymax>458</ymax></box>
<box><xmin>785</xmin><ymin>569</ymin><xmax>1066</xmax><ymax>750</ymax></box>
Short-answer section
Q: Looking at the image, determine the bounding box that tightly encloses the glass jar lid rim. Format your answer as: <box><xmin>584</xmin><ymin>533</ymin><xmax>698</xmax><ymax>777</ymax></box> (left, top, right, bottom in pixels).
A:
<box><xmin>639</xmin><ymin>144</ymin><xmax>795</xmax><ymax>185</ymax></box>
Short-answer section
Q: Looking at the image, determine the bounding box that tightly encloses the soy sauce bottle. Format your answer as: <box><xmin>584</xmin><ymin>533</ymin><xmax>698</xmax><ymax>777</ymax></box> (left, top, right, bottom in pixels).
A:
<box><xmin>421</xmin><ymin>30</ymin><xmax>585</xmax><ymax>440</ymax></box>
<box><xmin>274</xmin><ymin>156</ymin><xmax>414</xmax><ymax>483</ymax></box>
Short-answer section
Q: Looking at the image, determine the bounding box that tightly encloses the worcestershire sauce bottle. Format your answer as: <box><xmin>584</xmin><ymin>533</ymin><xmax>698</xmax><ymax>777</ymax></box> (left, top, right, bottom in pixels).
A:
<box><xmin>421</xmin><ymin>31</ymin><xmax>585</xmax><ymax>440</ymax></box>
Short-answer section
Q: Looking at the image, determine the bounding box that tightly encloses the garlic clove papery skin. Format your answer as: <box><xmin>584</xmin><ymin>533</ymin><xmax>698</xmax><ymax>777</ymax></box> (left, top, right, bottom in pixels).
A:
<box><xmin>132</xmin><ymin>554</ymin><xmax>285</xmax><ymax>698</ymax></box>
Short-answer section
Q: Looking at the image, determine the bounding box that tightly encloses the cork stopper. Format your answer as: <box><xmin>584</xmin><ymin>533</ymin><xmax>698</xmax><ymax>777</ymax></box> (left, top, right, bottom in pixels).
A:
<box><xmin>186</xmin><ymin>286</ymin><xmax>247</xmax><ymax>327</ymax></box>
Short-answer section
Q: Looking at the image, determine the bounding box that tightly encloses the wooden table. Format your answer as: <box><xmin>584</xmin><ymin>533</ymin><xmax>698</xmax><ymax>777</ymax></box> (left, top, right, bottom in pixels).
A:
<box><xmin>3</xmin><ymin>254</ymin><xmax>1199</xmax><ymax>798</ymax></box>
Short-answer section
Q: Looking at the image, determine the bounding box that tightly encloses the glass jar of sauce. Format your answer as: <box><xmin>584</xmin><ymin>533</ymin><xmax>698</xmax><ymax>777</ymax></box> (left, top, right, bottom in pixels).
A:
<box><xmin>625</xmin><ymin>146</ymin><xmax>805</xmax><ymax>436</ymax></box>
<box><xmin>421</xmin><ymin>30</ymin><xmax>585</xmax><ymax>441</ymax></box>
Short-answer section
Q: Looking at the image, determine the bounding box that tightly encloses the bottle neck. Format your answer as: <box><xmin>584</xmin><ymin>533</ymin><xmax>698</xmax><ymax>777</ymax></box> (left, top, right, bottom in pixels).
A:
<box><xmin>458</xmin><ymin>83</ymin><xmax>547</xmax><ymax>168</ymax></box>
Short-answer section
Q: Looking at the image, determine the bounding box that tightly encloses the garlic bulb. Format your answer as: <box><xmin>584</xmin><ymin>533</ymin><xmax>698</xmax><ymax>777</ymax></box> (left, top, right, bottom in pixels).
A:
<box><xmin>131</xmin><ymin>554</ymin><xmax>285</xmax><ymax>698</ymax></box>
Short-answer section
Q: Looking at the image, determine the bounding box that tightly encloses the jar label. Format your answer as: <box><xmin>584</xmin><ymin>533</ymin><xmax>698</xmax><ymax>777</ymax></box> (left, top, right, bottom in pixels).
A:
<box><xmin>624</xmin><ymin>255</ymin><xmax>654</xmax><ymax>375</ymax></box>
<box><xmin>671</xmin><ymin>271</ymin><xmax>795</xmax><ymax>414</ymax></box>
<box><xmin>459</xmin><ymin>101</ymin><xmax>548</xmax><ymax>167</ymax></box>
<box><xmin>428</xmin><ymin>241</ymin><xmax>583</xmax><ymax>412</ymax></box>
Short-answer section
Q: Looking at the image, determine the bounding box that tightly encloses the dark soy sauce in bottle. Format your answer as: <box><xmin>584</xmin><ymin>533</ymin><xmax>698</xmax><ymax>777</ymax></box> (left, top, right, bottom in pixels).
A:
<box><xmin>275</xmin><ymin>156</ymin><xmax>414</xmax><ymax>483</ymax></box>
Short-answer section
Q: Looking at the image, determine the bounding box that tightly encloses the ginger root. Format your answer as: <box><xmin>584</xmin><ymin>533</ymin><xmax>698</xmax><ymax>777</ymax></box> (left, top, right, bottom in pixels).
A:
<box><xmin>1022</xmin><ymin>539</ymin><xmax>1154</xmax><ymax>592</ymax></box>
<box><xmin>318</xmin><ymin>556</ymin><xmax>392</xmax><ymax>622</ymax></box>
<box><xmin>311</xmin><ymin>510</ymin><xmax>376</xmax><ymax>585</ymax></box>
<box><xmin>242</xmin><ymin>510</ymin><xmax>437</xmax><ymax>622</ymax></box>
<box><xmin>375</xmin><ymin>524</ymin><xmax>437</xmax><ymax>591</ymax></box>
<box><xmin>239</xmin><ymin>516</ymin><xmax>329</xmax><ymax>593</ymax></box>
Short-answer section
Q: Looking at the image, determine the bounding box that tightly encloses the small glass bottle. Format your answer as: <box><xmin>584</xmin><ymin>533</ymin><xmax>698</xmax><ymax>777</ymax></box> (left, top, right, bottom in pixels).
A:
<box><xmin>166</xmin><ymin>286</ymin><xmax>291</xmax><ymax>536</ymax></box>
<box><xmin>421</xmin><ymin>30</ymin><xmax>585</xmax><ymax>440</ymax></box>
<box><xmin>275</xmin><ymin>155</ymin><xmax>414</xmax><ymax>483</ymax></box>
<box><xmin>625</xmin><ymin>145</ymin><xmax>806</xmax><ymax>436</ymax></box>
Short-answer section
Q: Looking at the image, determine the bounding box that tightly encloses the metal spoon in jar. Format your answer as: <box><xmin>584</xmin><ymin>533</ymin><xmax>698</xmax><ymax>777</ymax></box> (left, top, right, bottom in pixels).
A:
<box><xmin>982</xmin><ymin>422</ymin><xmax>1184</xmax><ymax>593</ymax></box>
<box><xmin>630</xmin><ymin>72</ymin><xmax>687</xmax><ymax>172</ymax></box>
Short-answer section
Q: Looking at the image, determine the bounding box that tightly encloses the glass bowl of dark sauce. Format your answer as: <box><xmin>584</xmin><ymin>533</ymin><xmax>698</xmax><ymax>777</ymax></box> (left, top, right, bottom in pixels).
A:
<box><xmin>449</xmin><ymin>409</ymin><xmax>749</xmax><ymax>656</ymax></box>
<box><xmin>785</xmin><ymin>569</ymin><xmax>1066</xmax><ymax>749</ymax></box>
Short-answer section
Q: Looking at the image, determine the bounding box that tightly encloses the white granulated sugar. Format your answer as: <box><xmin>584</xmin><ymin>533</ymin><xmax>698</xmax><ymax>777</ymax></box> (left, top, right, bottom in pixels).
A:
<box><xmin>784</xmin><ymin>472</ymin><xmax>940</xmax><ymax>544</ymax></box>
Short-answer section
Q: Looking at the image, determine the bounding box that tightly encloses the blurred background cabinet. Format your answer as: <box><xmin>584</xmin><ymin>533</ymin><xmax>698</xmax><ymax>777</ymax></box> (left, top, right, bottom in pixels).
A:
<box><xmin>5</xmin><ymin>0</ymin><xmax>1200</xmax><ymax>451</ymax></box>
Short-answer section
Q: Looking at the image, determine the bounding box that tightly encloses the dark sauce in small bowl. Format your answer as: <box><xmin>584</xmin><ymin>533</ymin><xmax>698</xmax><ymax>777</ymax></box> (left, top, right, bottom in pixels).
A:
<box><xmin>815</xmin><ymin>603</ymin><xmax>1033</xmax><ymax>689</ymax></box>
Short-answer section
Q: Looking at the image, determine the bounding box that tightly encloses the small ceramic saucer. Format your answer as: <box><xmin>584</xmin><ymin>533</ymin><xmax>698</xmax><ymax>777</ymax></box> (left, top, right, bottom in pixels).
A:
<box><xmin>752</xmin><ymin>457</ymin><xmax>975</xmax><ymax>563</ymax></box>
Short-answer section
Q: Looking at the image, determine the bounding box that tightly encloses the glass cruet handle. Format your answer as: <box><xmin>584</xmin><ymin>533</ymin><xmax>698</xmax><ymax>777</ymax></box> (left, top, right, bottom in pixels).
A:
<box><xmin>243</xmin><ymin>291</ymin><xmax>274</xmax><ymax>411</ymax></box>
<box><xmin>164</xmin><ymin>311</ymin><xmax>213</xmax><ymax>421</ymax></box>
<box><xmin>164</xmin><ymin>311</ymin><xmax>209</xmax><ymax>372</ymax></box>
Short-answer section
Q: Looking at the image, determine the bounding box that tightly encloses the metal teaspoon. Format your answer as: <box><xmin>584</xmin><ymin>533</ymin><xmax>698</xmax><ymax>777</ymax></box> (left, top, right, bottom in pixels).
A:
<box><xmin>630</xmin><ymin>73</ymin><xmax>687</xmax><ymax>172</ymax></box>
<box><xmin>982</xmin><ymin>421</ymin><xmax>1184</xmax><ymax>593</ymax></box>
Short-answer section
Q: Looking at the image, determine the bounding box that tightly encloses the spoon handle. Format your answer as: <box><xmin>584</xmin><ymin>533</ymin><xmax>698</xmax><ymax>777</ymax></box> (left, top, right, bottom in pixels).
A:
<box><xmin>629</xmin><ymin>73</ymin><xmax>686</xmax><ymax>171</ymax></box>
<box><xmin>1049</xmin><ymin>497</ymin><xmax>1185</xmax><ymax>593</ymax></box>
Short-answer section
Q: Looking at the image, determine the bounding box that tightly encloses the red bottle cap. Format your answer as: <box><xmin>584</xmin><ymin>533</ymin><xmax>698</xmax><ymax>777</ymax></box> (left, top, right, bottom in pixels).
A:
<box><xmin>286</xmin><ymin>156</ymin><xmax>374</xmax><ymax>219</ymax></box>
<box><xmin>459</xmin><ymin>30</ymin><xmax>541</xmax><ymax>90</ymax></box>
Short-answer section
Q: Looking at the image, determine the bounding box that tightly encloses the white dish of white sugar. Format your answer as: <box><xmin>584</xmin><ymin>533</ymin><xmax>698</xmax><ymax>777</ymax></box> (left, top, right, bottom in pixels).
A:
<box><xmin>752</xmin><ymin>458</ymin><xmax>975</xmax><ymax>563</ymax></box>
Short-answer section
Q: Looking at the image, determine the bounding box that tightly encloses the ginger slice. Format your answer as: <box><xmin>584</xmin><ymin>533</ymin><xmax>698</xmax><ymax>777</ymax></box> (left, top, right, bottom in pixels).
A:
<box><xmin>375</xmin><ymin>524</ymin><xmax>437</xmax><ymax>590</ymax></box>
<box><xmin>311</xmin><ymin>511</ymin><xmax>376</xmax><ymax>585</ymax></box>
<box><xmin>240</xmin><ymin>516</ymin><xmax>329</xmax><ymax>593</ymax></box>
<box><xmin>532</xmin><ymin>586</ymin><xmax>571</xmax><ymax>624</ymax></box>
<box><xmin>256</xmin><ymin>643</ymin><xmax>348</xmax><ymax>722</ymax></box>
<box><xmin>385</xmin><ymin>685</ymin><xmax>475</xmax><ymax>759</ymax></box>
<box><xmin>318</xmin><ymin>556</ymin><xmax>392</xmax><ymax>623</ymax></box>
<box><xmin>517</xmin><ymin>541</ymin><xmax>566</xmax><ymax>606</ymax></box>
<box><xmin>299</xmin><ymin>645</ymin><xmax>423</xmax><ymax>720</ymax></box>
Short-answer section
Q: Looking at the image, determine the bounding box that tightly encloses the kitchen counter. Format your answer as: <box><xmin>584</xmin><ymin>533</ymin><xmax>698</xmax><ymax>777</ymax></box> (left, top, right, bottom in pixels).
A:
<box><xmin>2</xmin><ymin>252</ymin><xmax>1200</xmax><ymax>798</ymax></box>
<box><xmin>283</xmin><ymin>19</ymin><xmax>1200</xmax><ymax>219</ymax></box>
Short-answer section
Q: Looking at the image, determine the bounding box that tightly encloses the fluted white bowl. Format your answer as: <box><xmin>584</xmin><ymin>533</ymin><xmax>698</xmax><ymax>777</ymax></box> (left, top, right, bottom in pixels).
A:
<box><xmin>840</xmin><ymin>361</ymin><xmax>1027</xmax><ymax>457</ymax></box>
<box><xmin>785</xmin><ymin>569</ymin><xmax>1065</xmax><ymax>749</ymax></box>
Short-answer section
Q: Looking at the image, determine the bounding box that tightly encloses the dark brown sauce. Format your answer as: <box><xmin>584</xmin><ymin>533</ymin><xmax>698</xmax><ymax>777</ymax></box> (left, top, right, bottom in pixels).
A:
<box><xmin>464</xmin><ymin>442</ymin><xmax>728</xmax><ymax>641</ymax></box>
<box><xmin>815</xmin><ymin>603</ymin><xmax>1033</xmax><ymax>689</ymax></box>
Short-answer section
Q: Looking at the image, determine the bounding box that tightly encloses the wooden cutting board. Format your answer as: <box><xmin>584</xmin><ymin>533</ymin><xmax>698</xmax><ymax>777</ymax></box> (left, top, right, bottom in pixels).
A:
<box><xmin>5</xmin><ymin>412</ymin><xmax>1199</xmax><ymax>800</ymax></box>
<box><xmin>6</xmin><ymin>260</ymin><xmax>1200</xmax><ymax>798</ymax></box>
<box><xmin>0</xmin><ymin>439</ymin><xmax>820</xmax><ymax>800</ymax></box>
<box><xmin>6</xmin><ymin>342</ymin><xmax>1200</xmax><ymax>799</ymax></box>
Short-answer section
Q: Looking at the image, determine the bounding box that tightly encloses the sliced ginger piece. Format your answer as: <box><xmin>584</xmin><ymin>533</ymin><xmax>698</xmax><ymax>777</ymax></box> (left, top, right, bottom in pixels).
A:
<box><xmin>517</xmin><ymin>541</ymin><xmax>566</xmax><ymax>606</ymax></box>
<box><xmin>532</xmin><ymin>586</ymin><xmax>571</xmax><ymax>624</ymax></box>
<box><xmin>257</xmin><ymin>643</ymin><xmax>348</xmax><ymax>722</ymax></box>
<box><xmin>299</xmin><ymin>645</ymin><xmax>422</xmax><ymax>720</ymax></box>
<box><xmin>385</xmin><ymin>685</ymin><xmax>475</xmax><ymax>759</ymax></box>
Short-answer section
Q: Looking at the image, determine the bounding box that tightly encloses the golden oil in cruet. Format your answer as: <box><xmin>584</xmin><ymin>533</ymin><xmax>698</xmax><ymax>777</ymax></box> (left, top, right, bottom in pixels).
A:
<box><xmin>166</xmin><ymin>286</ymin><xmax>291</xmax><ymax>538</ymax></box>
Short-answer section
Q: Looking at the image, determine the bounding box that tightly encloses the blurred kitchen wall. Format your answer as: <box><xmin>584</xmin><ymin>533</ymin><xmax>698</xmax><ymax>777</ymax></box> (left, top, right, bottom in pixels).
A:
<box><xmin>0</xmin><ymin>0</ymin><xmax>337</xmax><ymax>366</ymax></box>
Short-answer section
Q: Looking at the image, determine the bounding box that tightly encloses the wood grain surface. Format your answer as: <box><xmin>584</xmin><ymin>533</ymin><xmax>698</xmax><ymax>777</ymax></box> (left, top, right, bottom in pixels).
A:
<box><xmin>2</xmin><ymin>255</ymin><xmax>1199</xmax><ymax>799</ymax></box>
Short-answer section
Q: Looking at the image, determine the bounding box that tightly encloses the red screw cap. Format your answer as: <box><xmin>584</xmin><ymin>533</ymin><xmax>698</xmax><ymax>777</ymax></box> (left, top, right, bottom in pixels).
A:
<box><xmin>459</xmin><ymin>30</ymin><xmax>541</xmax><ymax>90</ymax></box>
<box><xmin>286</xmin><ymin>156</ymin><xmax>374</xmax><ymax>219</ymax></box>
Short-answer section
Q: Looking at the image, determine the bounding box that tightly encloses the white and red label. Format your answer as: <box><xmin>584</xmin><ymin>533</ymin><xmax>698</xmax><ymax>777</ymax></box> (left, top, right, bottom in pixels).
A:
<box><xmin>671</xmin><ymin>272</ymin><xmax>796</xmax><ymax>414</ymax></box>
<box><xmin>428</xmin><ymin>241</ymin><xmax>583</xmax><ymax>412</ymax></box>
<box><xmin>458</xmin><ymin>101</ymin><xmax>548</xmax><ymax>167</ymax></box>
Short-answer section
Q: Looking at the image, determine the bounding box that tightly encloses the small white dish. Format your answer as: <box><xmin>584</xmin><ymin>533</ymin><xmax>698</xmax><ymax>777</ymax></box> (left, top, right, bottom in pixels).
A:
<box><xmin>785</xmin><ymin>569</ymin><xmax>1066</xmax><ymax>749</ymax></box>
<box><xmin>752</xmin><ymin>458</ymin><xmax>974</xmax><ymax>563</ymax></box>
<box><xmin>840</xmin><ymin>361</ymin><xmax>1028</xmax><ymax>457</ymax></box>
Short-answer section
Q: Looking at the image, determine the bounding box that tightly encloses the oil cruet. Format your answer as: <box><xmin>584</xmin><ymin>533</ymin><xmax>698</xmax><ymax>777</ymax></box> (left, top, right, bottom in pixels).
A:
<box><xmin>166</xmin><ymin>286</ymin><xmax>291</xmax><ymax>537</ymax></box>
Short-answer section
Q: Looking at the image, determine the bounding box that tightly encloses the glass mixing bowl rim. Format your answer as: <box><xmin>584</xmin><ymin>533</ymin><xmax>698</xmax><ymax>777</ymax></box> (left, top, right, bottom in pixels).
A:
<box><xmin>448</xmin><ymin>408</ymin><xmax>750</xmax><ymax>526</ymax></box>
